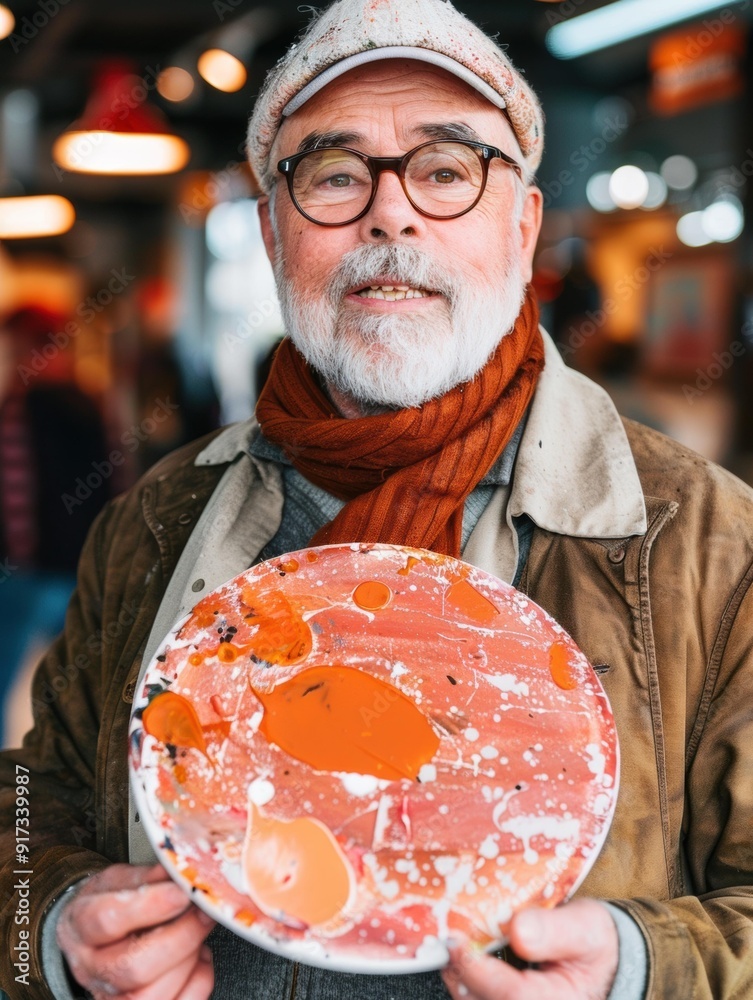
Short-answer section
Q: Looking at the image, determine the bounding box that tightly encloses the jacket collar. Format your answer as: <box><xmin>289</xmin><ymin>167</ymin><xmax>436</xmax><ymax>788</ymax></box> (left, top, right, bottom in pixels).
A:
<box><xmin>195</xmin><ymin>329</ymin><xmax>647</xmax><ymax>540</ymax></box>
<box><xmin>512</xmin><ymin>331</ymin><xmax>647</xmax><ymax>538</ymax></box>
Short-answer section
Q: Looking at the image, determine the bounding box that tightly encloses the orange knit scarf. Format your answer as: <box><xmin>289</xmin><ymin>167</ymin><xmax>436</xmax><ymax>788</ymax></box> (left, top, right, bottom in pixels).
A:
<box><xmin>256</xmin><ymin>286</ymin><xmax>544</xmax><ymax>557</ymax></box>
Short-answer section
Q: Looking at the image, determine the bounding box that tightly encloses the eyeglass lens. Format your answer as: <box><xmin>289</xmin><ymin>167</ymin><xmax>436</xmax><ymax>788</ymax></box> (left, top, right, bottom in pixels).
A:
<box><xmin>290</xmin><ymin>141</ymin><xmax>486</xmax><ymax>224</ymax></box>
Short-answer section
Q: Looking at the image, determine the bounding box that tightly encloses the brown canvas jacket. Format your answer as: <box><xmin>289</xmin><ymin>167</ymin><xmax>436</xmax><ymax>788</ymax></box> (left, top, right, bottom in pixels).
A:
<box><xmin>2</xmin><ymin>418</ymin><xmax>753</xmax><ymax>999</ymax></box>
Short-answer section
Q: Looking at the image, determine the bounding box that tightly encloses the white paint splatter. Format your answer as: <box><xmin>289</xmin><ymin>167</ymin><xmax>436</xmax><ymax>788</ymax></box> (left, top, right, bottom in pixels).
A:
<box><xmin>248</xmin><ymin>778</ymin><xmax>274</xmax><ymax>806</ymax></box>
<box><xmin>341</xmin><ymin>773</ymin><xmax>380</xmax><ymax>797</ymax></box>
<box><xmin>483</xmin><ymin>673</ymin><xmax>529</xmax><ymax>698</ymax></box>
<box><xmin>479</xmin><ymin>835</ymin><xmax>500</xmax><ymax>860</ymax></box>
<box><xmin>418</xmin><ymin>763</ymin><xmax>437</xmax><ymax>783</ymax></box>
<box><xmin>586</xmin><ymin>743</ymin><xmax>606</xmax><ymax>776</ymax></box>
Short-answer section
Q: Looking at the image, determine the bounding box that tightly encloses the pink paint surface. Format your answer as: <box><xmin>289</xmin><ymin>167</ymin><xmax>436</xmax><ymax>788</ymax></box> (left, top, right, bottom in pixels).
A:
<box><xmin>129</xmin><ymin>543</ymin><xmax>618</xmax><ymax>973</ymax></box>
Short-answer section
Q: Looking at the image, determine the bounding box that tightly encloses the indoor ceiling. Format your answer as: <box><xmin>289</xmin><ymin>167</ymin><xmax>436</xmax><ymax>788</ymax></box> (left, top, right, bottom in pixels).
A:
<box><xmin>0</xmin><ymin>0</ymin><xmax>750</xmax><ymax>197</ymax></box>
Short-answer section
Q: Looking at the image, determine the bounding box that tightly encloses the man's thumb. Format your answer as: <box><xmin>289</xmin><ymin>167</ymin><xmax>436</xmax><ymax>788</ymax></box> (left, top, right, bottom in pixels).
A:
<box><xmin>507</xmin><ymin>900</ymin><xmax>615</xmax><ymax>963</ymax></box>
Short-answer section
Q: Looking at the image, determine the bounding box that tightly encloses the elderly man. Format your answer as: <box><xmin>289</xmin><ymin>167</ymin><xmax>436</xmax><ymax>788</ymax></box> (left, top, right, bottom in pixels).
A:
<box><xmin>2</xmin><ymin>1</ymin><xmax>753</xmax><ymax>998</ymax></box>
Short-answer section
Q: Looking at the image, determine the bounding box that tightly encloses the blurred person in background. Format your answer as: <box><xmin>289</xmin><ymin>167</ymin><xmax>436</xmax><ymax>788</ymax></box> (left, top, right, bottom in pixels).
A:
<box><xmin>3</xmin><ymin>2</ymin><xmax>753</xmax><ymax>1000</ymax></box>
<box><xmin>0</xmin><ymin>306</ymin><xmax>112</xmax><ymax>746</ymax></box>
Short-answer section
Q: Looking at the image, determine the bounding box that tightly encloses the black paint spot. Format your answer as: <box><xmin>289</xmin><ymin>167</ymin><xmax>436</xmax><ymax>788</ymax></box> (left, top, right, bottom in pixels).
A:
<box><xmin>303</xmin><ymin>683</ymin><xmax>325</xmax><ymax>697</ymax></box>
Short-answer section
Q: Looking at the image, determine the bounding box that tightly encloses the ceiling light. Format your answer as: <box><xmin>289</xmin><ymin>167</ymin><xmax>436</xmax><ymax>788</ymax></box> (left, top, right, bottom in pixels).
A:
<box><xmin>53</xmin><ymin>132</ymin><xmax>190</xmax><ymax>176</ymax></box>
<box><xmin>0</xmin><ymin>5</ymin><xmax>14</xmax><ymax>40</ymax></box>
<box><xmin>197</xmin><ymin>49</ymin><xmax>247</xmax><ymax>93</ymax></box>
<box><xmin>641</xmin><ymin>173</ymin><xmax>669</xmax><ymax>210</ymax></box>
<box><xmin>703</xmin><ymin>198</ymin><xmax>744</xmax><ymax>242</ymax></box>
<box><xmin>157</xmin><ymin>67</ymin><xmax>195</xmax><ymax>103</ymax></box>
<box><xmin>586</xmin><ymin>172</ymin><xmax>617</xmax><ymax>213</ymax></box>
<box><xmin>609</xmin><ymin>166</ymin><xmax>650</xmax><ymax>210</ymax></box>
<box><xmin>661</xmin><ymin>155</ymin><xmax>698</xmax><ymax>191</ymax></box>
<box><xmin>677</xmin><ymin>211</ymin><xmax>712</xmax><ymax>247</ymax></box>
<box><xmin>547</xmin><ymin>0</ymin><xmax>746</xmax><ymax>59</ymax></box>
<box><xmin>0</xmin><ymin>195</ymin><xmax>75</xmax><ymax>239</ymax></box>
<box><xmin>206</xmin><ymin>200</ymin><xmax>260</xmax><ymax>261</ymax></box>
<box><xmin>52</xmin><ymin>64</ymin><xmax>190</xmax><ymax>176</ymax></box>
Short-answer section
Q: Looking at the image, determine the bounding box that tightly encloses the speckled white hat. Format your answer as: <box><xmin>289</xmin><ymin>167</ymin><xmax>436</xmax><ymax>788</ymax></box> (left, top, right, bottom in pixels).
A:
<box><xmin>246</xmin><ymin>0</ymin><xmax>545</xmax><ymax>193</ymax></box>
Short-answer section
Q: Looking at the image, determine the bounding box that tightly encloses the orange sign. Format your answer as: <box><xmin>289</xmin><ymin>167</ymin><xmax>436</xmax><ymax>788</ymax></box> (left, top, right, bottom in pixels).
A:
<box><xmin>650</xmin><ymin>17</ymin><xmax>746</xmax><ymax>115</ymax></box>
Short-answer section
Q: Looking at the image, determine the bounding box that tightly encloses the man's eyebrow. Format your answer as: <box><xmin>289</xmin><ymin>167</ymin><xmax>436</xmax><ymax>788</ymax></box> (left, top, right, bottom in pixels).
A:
<box><xmin>297</xmin><ymin>130</ymin><xmax>364</xmax><ymax>153</ymax></box>
<box><xmin>413</xmin><ymin>122</ymin><xmax>485</xmax><ymax>143</ymax></box>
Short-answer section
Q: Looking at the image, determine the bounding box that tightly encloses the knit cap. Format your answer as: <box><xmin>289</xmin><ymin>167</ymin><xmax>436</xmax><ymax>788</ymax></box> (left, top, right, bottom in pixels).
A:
<box><xmin>246</xmin><ymin>0</ymin><xmax>544</xmax><ymax>192</ymax></box>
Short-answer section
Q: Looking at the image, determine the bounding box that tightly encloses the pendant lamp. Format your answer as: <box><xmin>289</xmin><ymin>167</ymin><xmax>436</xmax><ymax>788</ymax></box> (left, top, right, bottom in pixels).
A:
<box><xmin>0</xmin><ymin>194</ymin><xmax>75</xmax><ymax>239</ymax></box>
<box><xmin>52</xmin><ymin>62</ymin><xmax>190</xmax><ymax>176</ymax></box>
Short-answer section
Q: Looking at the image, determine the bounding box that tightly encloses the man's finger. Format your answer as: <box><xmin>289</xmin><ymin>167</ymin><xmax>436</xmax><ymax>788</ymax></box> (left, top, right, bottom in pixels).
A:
<box><xmin>441</xmin><ymin>963</ymin><xmax>483</xmax><ymax>999</ymax></box>
<box><xmin>174</xmin><ymin>946</ymin><xmax>215</xmax><ymax>1000</ymax></box>
<box><xmin>507</xmin><ymin>900</ymin><xmax>616</xmax><ymax>964</ymax></box>
<box><xmin>84</xmin><ymin>907</ymin><xmax>215</xmax><ymax>992</ymax></box>
<box><xmin>68</xmin><ymin>881</ymin><xmax>192</xmax><ymax>947</ymax></box>
<box><xmin>83</xmin><ymin>864</ymin><xmax>170</xmax><ymax>895</ymax></box>
<box><xmin>88</xmin><ymin>947</ymin><xmax>199</xmax><ymax>1000</ymax></box>
<box><xmin>445</xmin><ymin>947</ymin><xmax>526</xmax><ymax>1000</ymax></box>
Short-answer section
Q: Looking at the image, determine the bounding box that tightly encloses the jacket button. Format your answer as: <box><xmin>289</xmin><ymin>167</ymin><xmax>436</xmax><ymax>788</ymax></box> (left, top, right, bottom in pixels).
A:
<box><xmin>192</xmin><ymin>579</ymin><xmax>205</xmax><ymax>593</ymax></box>
<box><xmin>608</xmin><ymin>545</ymin><xmax>626</xmax><ymax>564</ymax></box>
<box><xmin>178</xmin><ymin>513</ymin><xmax>193</xmax><ymax>526</ymax></box>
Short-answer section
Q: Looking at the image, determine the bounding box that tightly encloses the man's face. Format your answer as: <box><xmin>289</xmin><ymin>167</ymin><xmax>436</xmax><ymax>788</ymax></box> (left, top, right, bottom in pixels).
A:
<box><xmin>259</xmin><ymin>61</ymin><xmax>543</xmax><ymax>411</ymax></box>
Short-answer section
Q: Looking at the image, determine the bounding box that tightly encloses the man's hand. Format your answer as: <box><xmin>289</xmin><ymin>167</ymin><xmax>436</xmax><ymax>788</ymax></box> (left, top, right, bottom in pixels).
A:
<box><xmin>56</xmin><ymin>863</ymin><xmax>216</xmax><ymax>1000</ymax></box>
<box><xmin>442</xmin><ymin>899</ymin><xmax>619</xmax><ymax>1000</ymax></box>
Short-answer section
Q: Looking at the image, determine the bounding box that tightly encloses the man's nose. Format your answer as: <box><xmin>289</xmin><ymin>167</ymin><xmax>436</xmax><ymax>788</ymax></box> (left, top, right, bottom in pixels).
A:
<box><xmin>356</xmin><ymin>168</ymin><xmax>426</xmax><ymax>241</ymax></box>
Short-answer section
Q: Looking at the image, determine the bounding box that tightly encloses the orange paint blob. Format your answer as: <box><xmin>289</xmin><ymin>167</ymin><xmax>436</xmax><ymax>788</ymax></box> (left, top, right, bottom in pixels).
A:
<box><xmin>241</xmin><ymin>587</ymin><xmax>313</xmax><ymax>666</ymax></box>
<box><xmin>306</xmin><ymin>551</ymin><xmax>318</xmax><ymax>563</ymax></box>
<box><xmin>549</xmin><ymin>641</ymin><xmax>579</xmax><ymax>690</ymax></box>
<box><xmin>446</xmin><ymin>578</ymin><xmax>499</xmax><ymax>624</ymax></box>
<box><xmin>353</xmin><ymin>580</ymin><xmax>392</xmax><ymax>611</ymax></box>
<box><xmin>217</xmin><ymin>643</ymin><xmax>238</xmax><ymax>663</ymax></box>
<box><xmin>252</xmin><ymin>666</ymin><xmax>439</xmax><ymax>780</ymax></box>
<box><xmin>235</xmin><ymin>908</ymin><xmax>257</xmax><ymax>927</ymax></box>
<box><xmin>243</xmin><ymin>802</ymin><xmax>352</xmax><ymax>927</ymax></box>
<box><xmin>397</xmin><ymin>555</ymin><xmax>421</xmax><ymax>576</ymax></box>
<box><xmin>142</xmin><ymin>691</ymin><xmax>208</xmax><ymax>755</ymax></box>
<box><xmin>280</xmin><ymin>559</ymin><xmax>299</xmax><ymax>574</ymax></box>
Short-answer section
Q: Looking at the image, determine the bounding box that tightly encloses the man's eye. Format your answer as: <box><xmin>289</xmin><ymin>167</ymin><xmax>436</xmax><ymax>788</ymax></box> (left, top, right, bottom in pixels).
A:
<box><xmin>433</xmin><ymin>169</ymin><xmax>458</xmax><ymax>184</ymax></box>
<box><xmin>326</xmin><ymin>174</ymin><xmax>352</xmax><ymax>188</ymax></box>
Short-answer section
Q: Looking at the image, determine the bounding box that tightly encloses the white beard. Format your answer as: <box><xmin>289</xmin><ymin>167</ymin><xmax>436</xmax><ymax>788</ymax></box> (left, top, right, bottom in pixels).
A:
<box><xmin>273</xmin><ymin>236</ymin><xmax>527</xmax><ymax>411</ymax></box>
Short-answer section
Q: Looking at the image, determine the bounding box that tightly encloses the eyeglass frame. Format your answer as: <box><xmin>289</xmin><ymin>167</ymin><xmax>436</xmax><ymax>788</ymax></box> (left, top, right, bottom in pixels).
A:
<box><xmin>276</xmin><ymin>139</ymin><xmax>525</xmax><ymax>228</ymax></box>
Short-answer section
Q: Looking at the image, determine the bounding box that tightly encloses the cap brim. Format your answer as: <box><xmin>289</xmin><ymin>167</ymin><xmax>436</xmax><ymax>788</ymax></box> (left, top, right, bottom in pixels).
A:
<box><xmin>282</xmin><ymin>46</ymin><xmax>508</xmax><ymax>117</ymax></box>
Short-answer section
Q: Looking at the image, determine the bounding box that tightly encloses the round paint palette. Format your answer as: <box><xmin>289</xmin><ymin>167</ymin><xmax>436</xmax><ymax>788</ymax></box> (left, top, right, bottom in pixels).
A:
<box><xmin>129</xmin><ymin>544</ymin><xmax>618</xmax><ymax>974</ymax></box>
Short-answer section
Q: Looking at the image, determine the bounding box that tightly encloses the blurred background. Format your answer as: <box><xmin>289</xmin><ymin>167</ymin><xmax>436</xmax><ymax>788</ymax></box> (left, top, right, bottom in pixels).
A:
<box><xmin>1</xmin><ymin>0</ymin><xmax>752</xmax><ymax>745</ymax></box>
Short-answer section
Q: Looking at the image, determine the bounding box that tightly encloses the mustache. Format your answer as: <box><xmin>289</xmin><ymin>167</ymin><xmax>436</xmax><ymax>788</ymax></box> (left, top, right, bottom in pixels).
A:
<box><xmin>326</xmin><ymin>244</ymin><xmax>458</xmax><ymax>304</ymax></box>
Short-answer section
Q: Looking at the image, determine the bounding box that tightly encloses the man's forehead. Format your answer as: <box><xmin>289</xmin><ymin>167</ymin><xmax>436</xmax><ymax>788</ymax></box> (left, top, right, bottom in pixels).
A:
<box><xmin>274</xmin><ymin>62</ymin><xmax>519</xmax><ymax>154</ymax></box>
<box><xmin>293</xmin><ymin>122</ymin><xmax>488</xmax><ymax>155</ymax></box>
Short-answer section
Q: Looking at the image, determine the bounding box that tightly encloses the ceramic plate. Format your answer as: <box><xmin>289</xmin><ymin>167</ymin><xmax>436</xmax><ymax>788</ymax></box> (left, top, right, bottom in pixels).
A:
<box><xmin>129</xmin><ymin>543</ymin><xmax>619</xmax><ymax>974</ymax></box>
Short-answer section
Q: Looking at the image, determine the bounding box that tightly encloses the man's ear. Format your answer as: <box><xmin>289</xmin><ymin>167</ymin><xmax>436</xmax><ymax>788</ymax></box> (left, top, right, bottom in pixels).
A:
<box><xmin>518</xmin><ymin>185</ymin><xmax>543</xmax><ymax>285</ymax></box>
<box><xmin>258</xmin><ymin>195</ymin><xmax>277</xmax><ymax>267</ymax></box>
